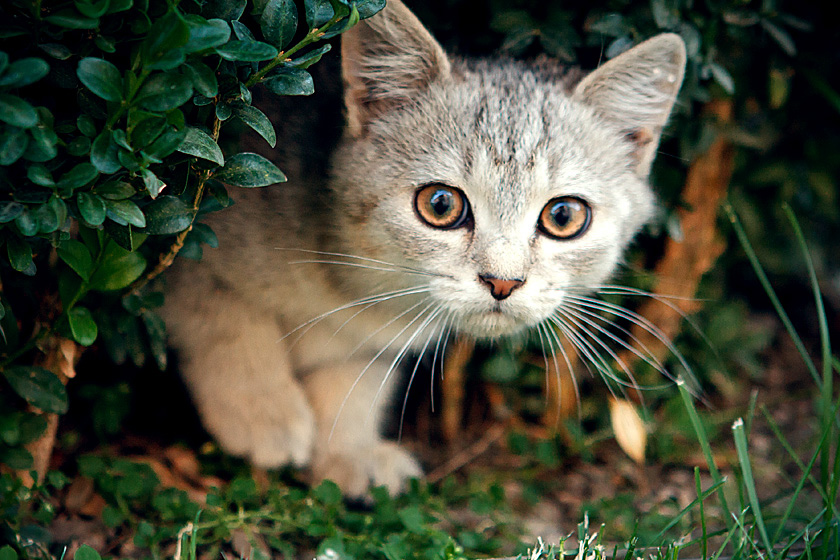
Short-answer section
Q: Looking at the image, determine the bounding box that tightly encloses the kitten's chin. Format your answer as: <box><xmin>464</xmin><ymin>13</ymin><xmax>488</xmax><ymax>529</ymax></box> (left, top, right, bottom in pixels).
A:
<box><xmin>455</xmin><ymin>311</ymin><xmax>532</xmax><ymax>339</ymax></box>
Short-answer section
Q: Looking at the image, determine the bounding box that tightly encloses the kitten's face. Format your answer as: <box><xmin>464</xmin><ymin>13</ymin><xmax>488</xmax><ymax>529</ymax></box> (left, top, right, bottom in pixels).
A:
<box><xmin>333</xmin><ymin>63</ymin><xmax>652</xmax><ymax>338</ymax></box>
<box><xmin>331</xmin><ymin>2</ymin><xmax>685</xmax><ymax>340</ymax></box>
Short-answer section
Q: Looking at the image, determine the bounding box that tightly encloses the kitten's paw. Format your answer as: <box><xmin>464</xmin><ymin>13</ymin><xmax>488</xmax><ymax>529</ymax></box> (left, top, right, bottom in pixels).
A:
<box><xmin>206</xmin><ymin>395</ymin><xmax>316</xmax><ymax>469</ymax></box>
<box><xmin>312</xmin><ymin>442</ymin><xmax>422</xmax><ymax>498</ymax></box>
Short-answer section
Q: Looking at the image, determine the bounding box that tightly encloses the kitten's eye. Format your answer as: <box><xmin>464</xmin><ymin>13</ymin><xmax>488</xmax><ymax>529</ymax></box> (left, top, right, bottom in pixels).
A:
<box><xmin>414</xmin><ymin>184</ymin><xmax>470</xmax><ymax>229</ymax></box>
<box><xmin>538</xmin><ymin>197</ymin><xmax>592</xmax><ymax>240</ymax></box>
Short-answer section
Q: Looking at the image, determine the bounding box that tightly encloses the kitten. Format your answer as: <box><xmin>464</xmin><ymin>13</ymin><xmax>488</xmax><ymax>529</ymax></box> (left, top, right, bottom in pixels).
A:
<box><xmin>162</xmin><ymin>0</ymin><xmax>686</xmax><ymax>496</ymax></box>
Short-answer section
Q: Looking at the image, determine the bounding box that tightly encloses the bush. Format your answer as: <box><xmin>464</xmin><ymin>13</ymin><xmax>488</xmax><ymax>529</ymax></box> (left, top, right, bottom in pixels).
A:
<box><xmin>0</xmin><ymin>0</ymin><xmax>385</xmax><ymax>472</ymax></box>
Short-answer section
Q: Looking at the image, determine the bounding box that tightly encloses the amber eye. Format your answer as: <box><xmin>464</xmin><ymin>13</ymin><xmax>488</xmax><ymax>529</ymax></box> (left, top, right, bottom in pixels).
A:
<box><xmin>538</xmin><ymin>196</ymin><xmax>592</xmax><ymax>240</ymax></box>
<box><xmin>414</xmin><ymin>184</ymin><xmax>470</xmax><ymax>229</ymax></box>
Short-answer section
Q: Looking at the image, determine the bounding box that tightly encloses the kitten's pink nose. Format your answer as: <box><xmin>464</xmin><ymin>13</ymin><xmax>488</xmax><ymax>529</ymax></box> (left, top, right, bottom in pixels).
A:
<box><xmin>478</xmin><ymin>274</ymin><xmax>525</xmax><ymax>300</ymax></box>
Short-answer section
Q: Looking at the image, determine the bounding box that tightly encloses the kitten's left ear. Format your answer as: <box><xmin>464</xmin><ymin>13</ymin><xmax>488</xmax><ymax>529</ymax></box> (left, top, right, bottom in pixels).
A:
<box><xmin>341</xmin><ymin>0</ymin><xmax>451</xmax><ymax>137</ymax></box>
<box><xmin>573</xmin><ymin>34</ymin><xmax>686</xmax><ymax>177</ymax></box>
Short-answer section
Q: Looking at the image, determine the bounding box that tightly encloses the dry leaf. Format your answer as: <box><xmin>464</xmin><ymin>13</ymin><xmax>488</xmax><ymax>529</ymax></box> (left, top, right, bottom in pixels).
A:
<box><xmin>609</xmin><ymin>397</ymin><xmax>647</xmax><ymax>464</ymax></box>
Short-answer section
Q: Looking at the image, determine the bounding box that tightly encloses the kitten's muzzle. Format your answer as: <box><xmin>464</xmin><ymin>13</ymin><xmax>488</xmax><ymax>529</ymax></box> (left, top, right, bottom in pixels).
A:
<box><xmin>478</xmin><ymin>274</ymin><xmax>525</xmax><ymax>301</ymax></box>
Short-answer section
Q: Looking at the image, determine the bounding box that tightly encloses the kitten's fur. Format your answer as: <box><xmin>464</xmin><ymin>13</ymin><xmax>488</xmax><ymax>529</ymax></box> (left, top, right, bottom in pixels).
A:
<box><xmin>162</xmin><ymin>0</ymin><xmax>686</xmax><ymax>496</ymax></box>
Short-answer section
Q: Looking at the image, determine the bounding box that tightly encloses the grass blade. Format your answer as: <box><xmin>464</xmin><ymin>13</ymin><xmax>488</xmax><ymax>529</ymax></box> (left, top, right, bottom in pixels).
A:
<box><xmin>678</xmin><ymin>378</ymin><xmax>734</xmax><ymax>529</ymax></box>
<box><xmin>724</xmin><ymin>204</ymin><xmax>821</xmax><ymax>386</ymax></box>
<box><xmin>732</xmin><ymin>418</ymin><xmax>772</xmax><ymax>553</ymax></box>
<box><xmin>652</xmin><ymin>477</ymin><xmax>726</xmax><ymax>545</ymax></box>
<box><xmin>696</xmin><ymin>467</ymin><xmax>708</xmax><ymax>560</ymax></box>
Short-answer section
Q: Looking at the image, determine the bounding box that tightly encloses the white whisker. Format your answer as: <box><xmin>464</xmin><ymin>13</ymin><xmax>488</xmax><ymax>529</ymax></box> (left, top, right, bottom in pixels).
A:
<box><xmin>277</xmin><ymin>247</ymin><xmax>451</xmax><ymax>278</ymax></box>
<box><xmin>370</xmin><ymin>304</ymin><xmax>445</xmax><ymax>420</ymax></box>
<box><xmin>281</xmin><ymin>286</ymin><xmax>430</xmax><ymax>343</ymax></box>
<box><xmin>348</xmin><ymin>297</ymin><xmax>432</xmax><ymax>357</ymax></box>
<box><xmin>289</xmin><ymin>259</ymin><xmax>442</xmax><ymax>278</ymax></box>
<box><xmin>561</xmin><ymin>300</ymin><xmax>671</xmax><ymax>384</ymax></box>
<box><xmin>562</xmin><ymin>293</ymin><xmax>695</xmax><ymax>387</ymax></box>
<box><xmin>329</xmin><ymin>299</ymin><xmax>435</xmax><ymax>441</ymax></box>
<box><xmin>555</xmin><ymin>307</ymin><xmax>646</xmax><ymax>401</ymax></box>
<box><xmin>399</xmin><ymin>311</ymin><xmax>447</xmax><ymax>440</ymax></box>
<box><xmin>543</xmin><ymin>319</ymin><xmax>583</xmax><ymax>420</ymax></box>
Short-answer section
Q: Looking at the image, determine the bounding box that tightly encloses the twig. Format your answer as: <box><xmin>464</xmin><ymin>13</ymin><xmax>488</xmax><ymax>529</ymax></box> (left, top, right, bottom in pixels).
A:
<box><xmin>426</xmin><ymin>423</ymin><xmax>506</xmax><ymax>483</ymax></box>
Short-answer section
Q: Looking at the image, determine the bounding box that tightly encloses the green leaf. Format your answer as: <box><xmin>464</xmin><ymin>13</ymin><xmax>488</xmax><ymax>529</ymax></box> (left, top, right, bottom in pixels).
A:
<box><xmin>94</xmin><ymin>180</ymin><xmax>135</xmax><ymax>200</ymax></box>
<box><xmin>5</xmin><ymin>236</ymin><xmax>32</xmax><ymax>272</ymax></box>
<box><xmin>0</xmin><ymin>447</ymin><xmax>33</xmax><ymax>470</ymax></box>
<box><xmin>0</xmin><ymin>126</ymin><xmax>29</xmax><ymax>166</ymax></box>
<box><xmin>74</xmin><ymin>545</ymin><xmax>102</xmax><ymax>560</ymax></box>
<box><xmin>106</xmin><ymin>0</ymin><xmax>132</xmax><ymax>13</ymax></box>
<box><xmin>77</xmin><ymin>57</ymin><xmax>123</xmax><ymax>102</ymax></box>
<box><xmin>231</xmin><ymin>20</ymin><xmax>256</xmax><ymax>41</ymax></box>
<box><xmin>0</xmin><ymin>95</ymin><xmax>38</xmax><ymax>128</ymax></box>
<box><xmin>261</xmin><ymin>0</ymin><xmax>297</xmax><ymax>49</ymax></box>
<box><xmin>104</xmin><ymin>221</ymin><xmax>146</xmax><ymax>252</ymax></box>
<box><xmin>313</xmin><ymin>479</ymin><xmax>342</xmax><ymax>505</ymax></box>
<box><xmin>184</xmin><ymin>17</ymin><xmax>231</xmax><ymax>52</ymax></box>
<box><xmin>232</xmin><ymin>103</ymin><xmax>276</xmax><ymax>147</ymax></box>
<box><xmin>355</xmin><ymin>0</ymin><xmax>385</xmax><ymax>19</ymax></box>
<box><xmin>57</xmin><ymin>162</ymin><xmax>99</xmax><ymax>191</ymax></box>
<box><xmin>68</xmin><ymin>306</ymin><xmax>98</xmax><ymax>346</ymax></box>
<box><xmin>264</xmin><ymin>68</ymin><xmax>314</xmax><ymax>96</ymax></box>
<box><xmin>178</xmin><ymin>126</ymin><xmax>224</xmax><ymax>165</ymax></box>
<box><xmin>75</xmin><ymin>0</ymin><xmax>110</xmax><ymax>19</ymax></box>
<box><xmin>35</xmin><ymin>197</ymin><xmax>66</xmax><ymax>233</ymax></box>
<box><xmin>77</xmin><ymin>192</ymin><xmax>107</xmax><ymax>225</ymax></box>
<box><xmin>0</xmin><ymin>58</ymin><xmax>49</xmax><ymax>88</ymax></box>
<box><xmin>303</xmin><ymin>0</ymin><xmax>333</xmax><ymax>28</ymax></box>
<box><xmin>708</xmin><ymin>62</ymin><xmax>735</xmax><ymax>95</ymax></box>
<box><xmin>14</xmin><ymin>209</ymin><xmax>39</xmax><ymax>237</ymax></box>
<box><xmin>135</xmin><ymin>72</ymin><xmax>193</xmax><ymax>111</ymax></box>
<box><xmin>184</xmin><ymin>62</ymin><xmax>218</xmax><ymax>97</ymax></box>
<box><xmin>45</xmin><ymin>10</ymin><xmax>100</xmax><ymax>29</ymax></box>
<box><xmin>88</xmin><ymin>241</ymin><xmax>146</xmax><ymax>291</ymax></box>
<box><xmin>90</xmin><ymin>131</ymin><xmax>122</xmax><ymax>173</ymax></box>
<box><xmin>58</xmin><ymin>239</ymin><xmax>93</xmax><ymax>280</ymax></box>
<box><xmin>189</xmin><ymin>222</ymin><xmax>219</xmax><ymax>248</ymax></box>
<box><xmin>142</xmin><ymin>311</ymin><xmax>167</xmax><ymax>370</ymax></box>
<box><xmin>130</xmin><ymin>115</ymin><xmax>167</xmax><ymax>148</ymax></box>
<box><xmin>215</xmin><ymin>40</ymin><xmax>278</xmax><ymax>62</ymax></box>
<box><xmin>0</xmin><ymin>201</ymin><xmax>24</xmax><ymax>223</ymax></box>
<box><xmin>27</xmin><ymin>164</ymin><xmax>55</xmax><ymax>186</ymax></box>
<box><xmin>143</xmin><ymin>126</ymin><xmax>187</xmax><ymax>159</ymax></box>
<box><xmin>141</xmin><ymin>169</ymin><xmax>166</xmax><ymax>198</ymax></box>
<box><xmin>202</xmin><ymin>0</ymin><xmax>246</xmax><ymax>21</ymax></box>
<box><xmin>67</xmin><ymin>136</ymin><xmax>92</xmax><ymax>157</ymax></box>
<box><xmin>94</xmin><ymin>35</ymin><xmax>116</xmax><ymax>53</ymax></box>
<box><xmin>141</xmin><ymin>10</ymin><xmax>190</xmax><ymax>67</ymax></box>
<box><xmin>105</xmin><ymin>199</ymin><xmax>146</xmax><ymax>227</ymax></box>
<box><xmin>214</xmin><ymin>152</ymin><xmax>286</xmax><ymax>187</ymax></box>
<box><xmin>0</xmin><ymin>544</ymin><xmax>17</xmax><ymax>559</ymax></box>
<box><xmin>761</xmin><ymin>18</ymin><xmax>796</xmax><ymax>56</ymax></box>
<box><xmin>18</xmin><ymin>413</ymin><xmax>48</xmax><ymax>444</ymax></box>
<box><xmin>2</xmin><ymin>366</ymin><xmax>68</xmax><ymax>414</ymax></box>
<box><xmin>24</xmin><ymin>125</ymin><xmax>58</xmax><ymax>162</ymax></box>
<box><xmin>143</xmin><ymin>195</ymin><xmax>194</xmax><ymax>234</ymax></box>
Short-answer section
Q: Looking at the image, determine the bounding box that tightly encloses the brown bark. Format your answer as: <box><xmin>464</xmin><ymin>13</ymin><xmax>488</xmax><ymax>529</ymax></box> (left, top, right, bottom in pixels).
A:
<box><xmin>18</xmin><ymin>336</ymin><xmax>79</xmax><ymax>486</ymax></box>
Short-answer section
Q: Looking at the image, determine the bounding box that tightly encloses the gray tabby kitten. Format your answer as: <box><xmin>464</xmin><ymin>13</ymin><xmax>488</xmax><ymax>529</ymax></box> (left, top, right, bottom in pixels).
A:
<box><xmin>162</xmin><ymin>0</ymin><xmax>686</xmax><ymax>496</ymax></box>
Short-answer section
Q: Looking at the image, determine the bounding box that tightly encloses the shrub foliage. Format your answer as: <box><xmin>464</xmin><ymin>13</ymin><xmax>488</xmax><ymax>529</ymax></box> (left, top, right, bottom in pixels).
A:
<box><xmin>0</xmin><ymin>0</ymin><xmax>385</xmax><ymax>471</ymax></box>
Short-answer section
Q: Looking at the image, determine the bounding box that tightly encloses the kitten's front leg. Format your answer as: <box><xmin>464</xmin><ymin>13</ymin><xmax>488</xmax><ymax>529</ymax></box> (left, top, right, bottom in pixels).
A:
<box><xmin>302</xmin><ymin>360</ymin><xmax>422</xmax><ymax>497</ymax></box>
<box><xmin>166</xmin><ymin>289</ymin><xmax>316</xmax><ymax>468</ymax></box>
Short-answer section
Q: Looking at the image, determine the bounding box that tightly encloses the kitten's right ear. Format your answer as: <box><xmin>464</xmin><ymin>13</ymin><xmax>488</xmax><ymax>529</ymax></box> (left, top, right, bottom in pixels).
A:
<box><xmin>573</xmin><ymin>34</ymin><xmax>686</xmax><ymax>177</ymax></box>
<box><xmin>341</xmin><ymin>0</ymin><xmax>451</xmax><ymax>137</ymax></box>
